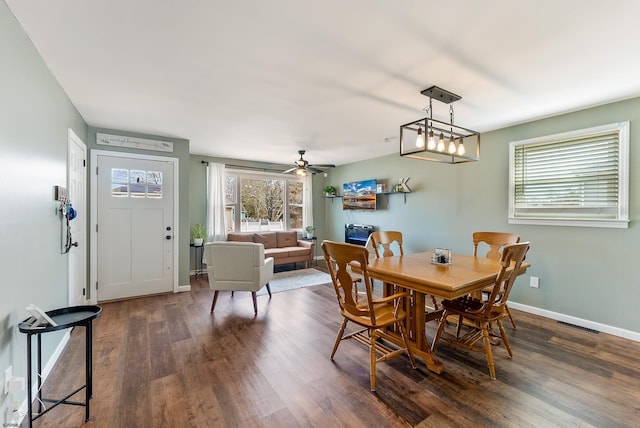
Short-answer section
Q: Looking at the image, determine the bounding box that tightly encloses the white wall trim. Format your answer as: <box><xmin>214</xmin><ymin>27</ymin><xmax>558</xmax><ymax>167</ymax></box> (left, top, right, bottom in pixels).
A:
<box><xmin>13</xmin><ymin>331</ymin><xmax>71</xmax><ymax>426</ymax></box>
<box><xmin>508</xmin><ymin>301</ymin><xmax>640</xmax><ymax>342</ymax></box>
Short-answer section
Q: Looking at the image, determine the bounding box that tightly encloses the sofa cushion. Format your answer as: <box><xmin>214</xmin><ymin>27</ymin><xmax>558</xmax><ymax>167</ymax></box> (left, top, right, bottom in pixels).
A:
<box><xmin>286</xmin><ymin>247</ymin><xmax>311</xmax><ymax>257</ymax></box>
<box><xmin>254</xmin><ymin>232</ymin><xmax>277</xmax><ymax>249</ymax></box>
<box><xmin>276</xmin><ymin>231</ymin><xmax>298</xmax><ymax>248</ymax></box>
<box><xmin>264</xmin><ymin>247</ymin><xmax>290</xmax><ymax>259</ymax></box>
<box><xmin>227</xmin><ymin>232</ymin><xmax>254</xmax><ymax>242</ymax></box>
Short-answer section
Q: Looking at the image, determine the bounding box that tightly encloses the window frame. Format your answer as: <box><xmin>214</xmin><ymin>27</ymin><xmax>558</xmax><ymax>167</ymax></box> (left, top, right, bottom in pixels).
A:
<box><xmin>508</xmin><ymin>122</ymin><xmax>629</xmax><ymax>228</ymax></box>
<box><xmin>225</xmin><ymin>169</ymin><xmax>305</xmax><ymax>233</ymax></box>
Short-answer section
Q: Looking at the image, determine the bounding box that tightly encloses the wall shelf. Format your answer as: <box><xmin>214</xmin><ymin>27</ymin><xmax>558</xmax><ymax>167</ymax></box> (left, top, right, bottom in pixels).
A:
<box><xmin>377</xmin><ymin>191</ymin><xmax>410</xmax><ymax>204</ymax></box>
<box><xmin>322</xmin><ymin>195</ymin><xmax>343</xmax><ymax>203</ymax></box>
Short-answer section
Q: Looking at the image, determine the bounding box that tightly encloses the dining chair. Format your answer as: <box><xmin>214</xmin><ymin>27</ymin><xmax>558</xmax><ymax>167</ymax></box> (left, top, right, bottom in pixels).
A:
<box><xmin>473</xmin><ymin>231</ymin><xmax>520</xmax><ymax>328</ymax></box>
<box><xmin>431</xmin><ymin>242</ymin><xmax>530</xmax><ymax>380</ymax></box>
<box><xmin>321</xmin><ymin>240</ymin><xmax>416</xmax><ymax>391</ymax></box>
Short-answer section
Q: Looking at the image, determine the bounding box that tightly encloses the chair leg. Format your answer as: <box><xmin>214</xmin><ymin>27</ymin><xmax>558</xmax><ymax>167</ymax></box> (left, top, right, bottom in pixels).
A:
<box><xmin>210</xmin><ymin>290</ymin><xmax>219</xmax><ymax>313</ymax></box>
<box><xmin>369</xmin><ymin>330</ymin><xmax>377</xmax><ymax>391</ymax></box>
<box><xmin>266</xmin><ymin>283</ymin><xmax>272</xmax><ymax>298</ymax></box>
<box><xmin>251</xmin><ymin>291</ymin><xmax>258</xmax><ymax>314</ymax></box>
<box><xmin>497</xmin><ymin>320</ymin><xmax>513</xmax><ymax>358</ymax></box>
<box><xmin>481</xmin><ymin>323</ymin><xmax>496</xmax><ymax>380</ymax></box>
<box><xmin>398</xmin><ymin>321</ymin><xmax>416</xmax><ymax>369</ymax></box>
<box><xmin>506</xmin><ymin>304</ymin><xmax>517</xmax><ymax>329</ymax></box>
<box><xmin>431</xmin><ymin>310</ymin><xmax>448</xmax><ymax>352</ymax></box>
<box><xmin>331</xmin><ymin>318</ymin><xmax>348</xmax><ymax>360</ymax></box>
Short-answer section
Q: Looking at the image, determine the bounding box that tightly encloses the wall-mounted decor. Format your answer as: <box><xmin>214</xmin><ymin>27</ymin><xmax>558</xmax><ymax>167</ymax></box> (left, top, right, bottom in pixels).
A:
<box><xmin>96</xmin><ymin>133</ymin><xmax>174</xmax><ymax>152</ymax></box>
<box><xmin>343</xmin><ymin>179</ymin><xmax>376</xmax><ymax>210</ymax></box>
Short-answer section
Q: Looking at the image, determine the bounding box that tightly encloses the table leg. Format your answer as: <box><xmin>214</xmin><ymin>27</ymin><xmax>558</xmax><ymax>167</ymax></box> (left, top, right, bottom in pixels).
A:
<box><xmin>26</xmin><ymin>334</ymin><xmax>32</xmax><ymax>428</ymax></box>
<box><xmin>86</xmin><ymin>321</ymin><xmax>92</xmax><ymax>421</ymax></box>
<box><xmin>380</xmin><ymin>282</ymin><xmax>445</xmax><ymax>374</ymax></box>
<box><xmin>37</xmin><ymin>334</ymin><xmax>42</xmax><ymax>414</ymax></box>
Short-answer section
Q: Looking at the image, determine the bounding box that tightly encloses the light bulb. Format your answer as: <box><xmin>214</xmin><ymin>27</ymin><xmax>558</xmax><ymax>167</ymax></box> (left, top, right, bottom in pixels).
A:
<box><xmin>457</xmin><ymin>140</ymin><xmax>466</xmax><ymax>156</ymax></box>
<box><xmin>427</xmin><ymin>130</ymin><xmax>436</xmax><ymax>150</ymax></box>
<box><xmin>436</xmin><ymin>132</ymin><xmax>445</xmax><ymax>151</ymax></box>
<box><xmin>448</xmin><ymin>136</ymin><xmax>456</xmax><ymax>154</ymax></box>
<box><xmin>416</xmin><ymin>128</ymin><xmax>425</xmax><ymax>148</ymax></box>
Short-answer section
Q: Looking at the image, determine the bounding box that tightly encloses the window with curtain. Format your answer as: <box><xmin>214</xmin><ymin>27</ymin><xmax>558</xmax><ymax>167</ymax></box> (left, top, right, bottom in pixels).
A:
<box><xmin>508</xmin><ymin>122</ymin><xmax>629</xmax><ymax>228</ymax></box>
<box><xmin>225</xmin><ymin>170</ymin><xmax>305</xmax><ymax>232</ymax></box>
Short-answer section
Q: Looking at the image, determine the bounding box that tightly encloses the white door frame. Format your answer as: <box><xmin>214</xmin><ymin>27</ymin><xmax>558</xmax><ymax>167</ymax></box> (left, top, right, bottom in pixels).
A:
<box><xmin>89</xmin><ymin>150</ymin><xmax>180</xmax><ymax>303</ymax></box>
<box><xmin>68</xmin><ymin>129</ymin><xmax>87</xmax><ymax>306</ymax></box>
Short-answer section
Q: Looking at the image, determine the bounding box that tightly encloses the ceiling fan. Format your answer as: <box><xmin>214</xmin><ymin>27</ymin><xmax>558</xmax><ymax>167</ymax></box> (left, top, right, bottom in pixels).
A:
<box><xmin>283</xmin><ymin>150</ymin><xmax>335</xmax><ymax>176</ymax></box>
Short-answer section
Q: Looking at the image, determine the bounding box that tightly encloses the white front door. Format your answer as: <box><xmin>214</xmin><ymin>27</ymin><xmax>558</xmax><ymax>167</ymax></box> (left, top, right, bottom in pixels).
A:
<box><xmin>68</xmin><ymin>129</ymin><xmax>87</xmax><ymax>306</ymax></box>
<box><xmin>96</xmin><ymin>153</ymin><xmax>175</xmax><ymax>301</ymax></box>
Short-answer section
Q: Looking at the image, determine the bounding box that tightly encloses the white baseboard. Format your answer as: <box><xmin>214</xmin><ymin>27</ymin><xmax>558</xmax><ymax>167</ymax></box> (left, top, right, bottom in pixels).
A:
<box><xmin>508</xmin><ymin>301</ymin><xmax>640</xmax><ymax>342</ymax></box>
<box><xmin>12</xmin><ymin>330</ymin><xmax>71</xmax><ymax>426</ymax></box>
<box><xmin>178</xmin><ymin>284</ymin><xmax>191</xmax><ymax>292</ymax></box>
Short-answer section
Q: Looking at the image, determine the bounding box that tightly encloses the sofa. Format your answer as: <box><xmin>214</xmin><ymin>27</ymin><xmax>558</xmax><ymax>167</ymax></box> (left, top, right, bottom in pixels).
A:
<box><xmin>227</xmin><ymin>231</ymin><xmax>314</xmax><ymax>268</ymax></box>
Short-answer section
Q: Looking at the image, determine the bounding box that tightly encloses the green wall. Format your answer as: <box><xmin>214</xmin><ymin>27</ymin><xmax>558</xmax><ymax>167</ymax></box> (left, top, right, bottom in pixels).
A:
<box><xmin>315</xmin><ymin>97</ymin><xmax>640</xmax><ymax>335</ymax></box>
<box><xmin>87</xmin><ymin>127</ymin><xmax>191</xmax><ymax>289</ymax></box>
<box><xmin>0</xmin><ymin>2</ymin><xmax>88</xmax><ymax>422</ymax></box>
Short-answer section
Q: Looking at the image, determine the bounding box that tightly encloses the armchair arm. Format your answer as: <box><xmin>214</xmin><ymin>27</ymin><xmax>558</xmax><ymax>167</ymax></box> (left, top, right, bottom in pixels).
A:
<box><xmin>371</xmin><ymin>291</ymin><xmax>408</xmax><ymax>304</ymax></box>
<box><xmin>260</xmin><ymin>257</ymin><xmax>274</xmax><ymax>285</ymax></box>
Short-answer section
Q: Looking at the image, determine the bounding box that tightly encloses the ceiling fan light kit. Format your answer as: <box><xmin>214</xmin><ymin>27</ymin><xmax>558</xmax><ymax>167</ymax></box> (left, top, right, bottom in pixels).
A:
<box><xmin>283</xmin><ymin>150</ymin><xmax>335</xmax><ymax>175</ymax></box>
<box><xmin>400</xmin><ymin>86</ymin><xmax>480</xmax><ymax>164</ymax></box>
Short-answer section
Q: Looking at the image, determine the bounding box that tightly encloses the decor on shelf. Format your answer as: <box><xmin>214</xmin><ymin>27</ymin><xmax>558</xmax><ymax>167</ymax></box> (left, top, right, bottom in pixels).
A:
<box><xmin>400</xmin><ymin>85</ymin><xmax>480</xmax><ymax>164</ymax></box>
<box><xmin>305</xmin><ymin>225</ymin><xmax>316</xmax><ymax>239</ymax></box>
<box><xmin>191</xmin><ymin>224</ymin><xmax>207</xmax><ymax>246</ymax></box>
<box><xmin>323</xmin><ymin>185</ymin><xmax>337</xmax><ymax>196</ymax></box>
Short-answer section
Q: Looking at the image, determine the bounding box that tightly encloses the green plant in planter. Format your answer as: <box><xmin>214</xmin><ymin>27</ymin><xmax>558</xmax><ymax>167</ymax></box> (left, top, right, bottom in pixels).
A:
<box><xmin>190</xmin><ymin>224</ymin><xmax>207</xmax><ymax>246</ymax></box>
<box><xmin>305</xmin><ymin>225</ymin><xmax>316</xmax><ymax>238</ymax></box>
<box><xmin>323</xmin><ymin>185</ymin><xmax>337</xmax><ymax>196</ymax></box>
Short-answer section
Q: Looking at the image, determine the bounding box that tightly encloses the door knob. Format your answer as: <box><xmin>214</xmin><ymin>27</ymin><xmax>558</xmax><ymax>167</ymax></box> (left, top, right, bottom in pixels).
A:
<box><xmin>166</xmin><ymin>235</ymin><xmax>172</xmax><ymax>240</ymax></box>
<box><xmin>166</xmin><ymin>226</ymin><xmax>172</xmax><ymax>231</ymax></box>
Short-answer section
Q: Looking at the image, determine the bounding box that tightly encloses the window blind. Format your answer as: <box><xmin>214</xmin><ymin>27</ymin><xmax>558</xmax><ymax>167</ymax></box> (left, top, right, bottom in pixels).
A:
<box><xmin>513</xmin><ymin>130</ymin><xmax>620</xmax><ymax>219</ymax></box>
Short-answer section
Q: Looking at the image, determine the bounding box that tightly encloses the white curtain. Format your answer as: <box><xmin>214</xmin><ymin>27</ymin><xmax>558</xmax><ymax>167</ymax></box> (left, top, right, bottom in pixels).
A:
<box><xmin>206</xmin><ymin>163</ymin><xmax>227</xmax><ymax>242</ymax></box>
<box><xmin>303</xmin><ymin>174</ymin><xmax>313</xmax><ymax>230</ymax></box>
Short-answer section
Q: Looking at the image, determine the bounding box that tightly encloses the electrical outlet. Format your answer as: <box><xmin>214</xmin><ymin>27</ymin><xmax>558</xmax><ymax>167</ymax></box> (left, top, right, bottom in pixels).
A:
<box><xmin>4</xmin><ymin>365</ymin><xmax>12</xmax><ymax>395</ymax></box>
<box><xmin>530</xmin><ymin>276</ymin><xmax>539</xmax><ymax>288</ymax></box>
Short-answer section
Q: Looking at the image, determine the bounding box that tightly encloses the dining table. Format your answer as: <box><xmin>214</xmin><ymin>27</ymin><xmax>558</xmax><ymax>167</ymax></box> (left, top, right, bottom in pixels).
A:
<box><xmin>367</xmin><ymin>251</ymin><xmax>530</xmax><ymax>374</ymax></box>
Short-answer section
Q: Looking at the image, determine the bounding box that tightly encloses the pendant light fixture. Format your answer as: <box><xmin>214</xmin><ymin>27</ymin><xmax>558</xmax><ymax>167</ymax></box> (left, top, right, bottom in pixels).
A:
<box><xmin>399</xmin><ymin>86</ymin><xmax>480</xmax><ymax>163</ymax></box>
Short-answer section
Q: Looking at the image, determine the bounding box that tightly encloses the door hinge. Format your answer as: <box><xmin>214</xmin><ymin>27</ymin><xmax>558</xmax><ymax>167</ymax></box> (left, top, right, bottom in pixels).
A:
<box><xmin>83</xmin><ymin>159</ymin><xmax>86</xmax><ymax>167</ymax></box>
<box><xmin>83</xmin><ymin>288</ymin><xmax>86</xmax><ymax>296</ymax></box>
<box><xmin>96</xmin><ymin>166</ymin><xmax>99</xmax><ymax>175</ymax></box>
<box><xmin>96</xmin><ymin>224</ymin><xmax>98</xmax><ymax>233</ymax></box>
<box><xmin>96</xmin><ymin>281</ymin><xmax>98</xmax><ymax>290</ymax></box>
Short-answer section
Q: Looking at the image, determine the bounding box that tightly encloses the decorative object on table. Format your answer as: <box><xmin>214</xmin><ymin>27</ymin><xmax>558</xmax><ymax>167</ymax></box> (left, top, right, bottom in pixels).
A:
<box><xmin>323</xmin><ymin>185</ymin><xmax>337</xmax><ymax>196</ymax></box>
<box><xmin>283</xmin><ymin>150</ymin><xmax>335</xmax><ymax>176</ymax></box>
<box><xmin>431</xmin><ymin>248</ymin><xmax>452</xmax><ymax>265</ymax></box>
<box><xmin>399</xmin><ymin>85</ymin><xmax>480</xmax><ymax>164</ymax></box>
<box><xmin>305</xmin><ymin>225</ymin><xmax>316</xmax><ymax>239</ymax></box>
<box><xmin>190</xmin><ymin>223</ymin><xmax>207</xmax><ymax>246</ymax></box>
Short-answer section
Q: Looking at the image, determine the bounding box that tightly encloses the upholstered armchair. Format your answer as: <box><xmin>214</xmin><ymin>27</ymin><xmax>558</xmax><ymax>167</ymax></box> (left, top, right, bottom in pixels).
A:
<box><xmin>203</xmin><ymin>241</ymin><xmax>274</xmax><ymax>314</ymax></box>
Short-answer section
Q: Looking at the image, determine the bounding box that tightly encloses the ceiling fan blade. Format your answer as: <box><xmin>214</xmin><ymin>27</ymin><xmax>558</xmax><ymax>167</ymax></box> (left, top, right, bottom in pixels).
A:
<box><xmin>282</xmin><ymin>167</ymin><xmax>297</xmax><ymax>174</ymax></box>
<box><xmin>309</xmin><ymin>163</ymin><xmax>336</xmax><ymax>168</ymax></box>
<box><xmin>307</xmin><ymin>166</ymin><xmax>324</xmax><ymax>174</ymax></box>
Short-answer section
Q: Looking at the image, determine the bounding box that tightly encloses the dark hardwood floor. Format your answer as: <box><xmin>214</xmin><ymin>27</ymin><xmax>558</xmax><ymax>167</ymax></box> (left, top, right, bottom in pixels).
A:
<box><xmin>25</xmin><ymin>268</ymin><xmax>640</xmax><ymax>427</ymax></box>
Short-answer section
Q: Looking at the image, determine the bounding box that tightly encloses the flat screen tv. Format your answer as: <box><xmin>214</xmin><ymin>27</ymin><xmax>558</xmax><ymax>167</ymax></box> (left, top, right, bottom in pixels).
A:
<box><xmin>343</xmin><ymin>179</ymin><xmax>377</xmax><ymax>210</ymax></box>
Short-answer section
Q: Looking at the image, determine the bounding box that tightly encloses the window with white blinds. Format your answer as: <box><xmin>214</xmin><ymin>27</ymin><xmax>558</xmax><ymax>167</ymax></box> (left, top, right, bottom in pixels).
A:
<box><xmin>509</xmin><ymin>122</ymin><xmax>629</xmax><ymax>228</ymax></box>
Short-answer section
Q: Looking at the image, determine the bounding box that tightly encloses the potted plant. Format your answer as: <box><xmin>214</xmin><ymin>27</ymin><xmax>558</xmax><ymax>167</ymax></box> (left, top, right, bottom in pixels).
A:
<box><xmin>190</xmin><ymin>224</ymin><xmax>207</xmax><ymax>246</ymax></box>
<box><xmin>305</xmin><ymin>225</ymin><xmax>316</xmax><ymax>239</ymax></box>
<box><xmin>323</xmin><ymin>185</ymin><xmax>337</xmax><ymax>197</ymax></box>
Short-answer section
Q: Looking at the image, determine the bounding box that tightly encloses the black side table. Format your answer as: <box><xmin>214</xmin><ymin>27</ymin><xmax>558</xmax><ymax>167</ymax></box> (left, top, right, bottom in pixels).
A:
<box><xmin>18</xmin><ymin>305</ymin><xmax>102</xmax><ymax>427</ymax></box>
<box><xmin>190</xmin><ymin>243</ymin><xmax>204</xmax><ymax>276</ymax></box>
<box><xmin>302</xmin><ymin>236</ymin><xmax>318</xmax><ymax>266</ymax></box>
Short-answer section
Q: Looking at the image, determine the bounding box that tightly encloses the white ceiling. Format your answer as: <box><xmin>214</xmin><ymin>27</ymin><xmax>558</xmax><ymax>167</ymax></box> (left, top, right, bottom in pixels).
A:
<box><xmin>7</xmin><ymin>0</ymin><xmax>640</xmax><ymax>168</ymax></box>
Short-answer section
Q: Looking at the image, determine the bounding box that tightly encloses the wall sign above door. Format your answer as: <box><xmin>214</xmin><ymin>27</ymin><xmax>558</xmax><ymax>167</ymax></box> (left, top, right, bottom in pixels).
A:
<box><xmin>96</xmin><ymin>133</ymin><xmax>174</xmax><ymax>153</ymax></box>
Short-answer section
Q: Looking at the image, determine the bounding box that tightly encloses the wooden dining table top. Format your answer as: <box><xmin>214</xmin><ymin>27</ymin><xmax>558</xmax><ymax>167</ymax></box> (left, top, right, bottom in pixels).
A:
<box><xmin>367</xmin><ymin>251</ymin><xmax>530</xmax><ymax>300</ymax></box>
